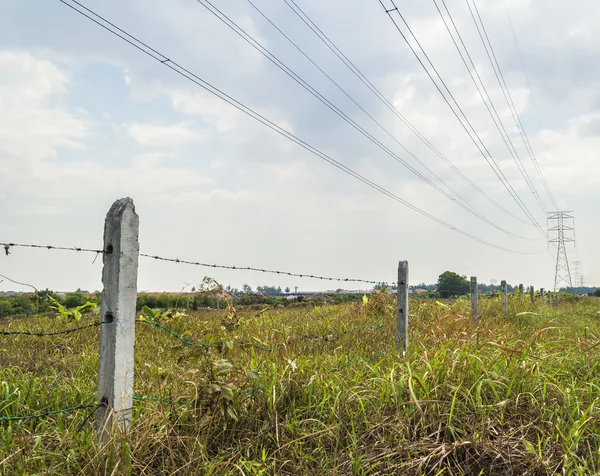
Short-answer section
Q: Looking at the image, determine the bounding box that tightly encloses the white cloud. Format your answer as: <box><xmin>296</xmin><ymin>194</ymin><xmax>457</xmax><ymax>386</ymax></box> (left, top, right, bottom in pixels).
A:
<box><xmin>170</xmin><ymin>89</ymin><xmax>240</xmax><ymax>133</ymax></box>
<box><xmin>0</xmin><ymin>50</ymin><xmax>90</xmax><ymax>163</ymax></box>
<box><xmin>124</xmin><ymin>122</ymin><xmax>203</xmax><ymax>146</ymax></box>
<box><xmin>1</xmin><ymin>0</ymin><xmax>600</xmax><ymax>292</ymax></box>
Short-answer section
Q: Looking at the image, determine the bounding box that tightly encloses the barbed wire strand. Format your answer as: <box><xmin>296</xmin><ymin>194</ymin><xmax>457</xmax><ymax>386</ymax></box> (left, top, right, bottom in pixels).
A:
<box><xmin>3</xmin><ymin>243</ymin><xmax>105</xmax><ymax>255</ymax></box>
<box><xmin>139</xmin><ymin>253</ymin><xmax>390</xmax><ymax>285</ymax></box>
<box><xmin>137</xmin><ymin>318</ymin><xmax>385</xmax><ymax>352</ymax></box>
<box><xmin>2</xmin><ymin>242</ymin><xmax>392</xmax><ymax>285</ymax></box>
<box><xmin>0</xmin><ymin>403</ymin><xmax>102</xmax><ymax>423</ymax></box>
<box><xmin>1</xmin><ymin>322</ymin><xmax>105</xmax><ymax>337</ymax></box>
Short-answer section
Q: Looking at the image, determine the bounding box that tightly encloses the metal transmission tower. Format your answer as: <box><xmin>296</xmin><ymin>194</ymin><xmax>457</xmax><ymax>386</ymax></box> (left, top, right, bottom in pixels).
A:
<box><xmin>571</xmin><ymin>261</ymin><xmax>584</xmax><ymax>287</ymax></box>
<box><xmin>547</xmin><ymin>211</ymin><xmax>575</xmax><ymax>291</ymax></box>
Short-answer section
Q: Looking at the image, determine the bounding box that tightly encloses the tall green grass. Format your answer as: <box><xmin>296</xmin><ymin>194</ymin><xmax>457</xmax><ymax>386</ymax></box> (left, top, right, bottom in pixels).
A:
<box><xmin>0</xmin><ymin>295</ymin><xmax>599</xmax><ymax>475</ymax></box>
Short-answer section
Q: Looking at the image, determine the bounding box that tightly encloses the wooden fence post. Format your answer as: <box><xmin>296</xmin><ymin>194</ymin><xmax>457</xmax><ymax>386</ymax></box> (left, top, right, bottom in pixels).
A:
<box><xmin>501</xmin><ymin>280</ymin><xmax>508</xmax><ymax>318</ymax></box>
<box><xmin>97</xmin><ymin>198</ymin><xmax>139</xmax><ymax>442</ymax></box>
<box><xmin>530</xmin><ymin>285</ymin><xmax>535</xmax><ymax>304</ymax></box>
<box><xmin>397</xmin><ymin>261</ymin><xmax>409</xmax><ymax>354</ymax></box>
<box><xmin>519</xmin><ymin>284</ymin><xmax>524</xmax><ymax>300</ymax></box>
<box><xmin>470</xmin><ymin>276</ymin><xmax>478</xmax><ymax>323</ymax></box>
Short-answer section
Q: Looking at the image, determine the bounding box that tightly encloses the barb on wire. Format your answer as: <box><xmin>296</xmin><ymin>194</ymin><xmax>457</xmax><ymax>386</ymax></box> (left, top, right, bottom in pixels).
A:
<box><xmin>0</xmin><ymin>403</ymin><xmax>102</xmax><ymax>422</ymax></box>
<box><xmin>1</xmin><ymin>322</ymin><xmax>104</xmax><ymax>337</ymax></box>
<box><xmin>139</xmin><ymin>253</ymin><xmax>389</xmax><ymax>285</ymax></box>
<box><xmin>2</xmin><ymin>242</ymin><xmax>106</xmax><ymax>255</ymax></box>
<box><xmin>2</xmin><ymin>241</ymin><xmax>392</xmax><ymax>285</ymax></box>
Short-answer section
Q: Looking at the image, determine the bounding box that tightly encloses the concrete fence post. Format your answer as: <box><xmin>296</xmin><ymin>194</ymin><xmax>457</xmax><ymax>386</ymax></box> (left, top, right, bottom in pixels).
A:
<box><xmin>530</xmin><ymin>286</ymin><xmax>535</xmax><ymax>304</ymax></box>
<box><xmin>470</xmin><ymin>276</ymin><xmax>478</xmax><ymax>323</ymax></box>
<box><xmin>501</xmin><ymin>280</ymin><xmax>508</xmax><ymax>318</ymax></box>
<box><xmin>547</xmin><ymin>292</ymin><xmax>552</xmax><ymax>305</ymax></box>
<box><xmin>97</xmin><ymin>198</ymin><xmax>139</xmax><ymax>442</ymax></box>
<box><xmin>540</xmin><ymin>288</ymin><xmax>545</xmax><ymax>302</ymax></box>
<box><xmin>519</xmin><ymin>284</ymin><xmax>524</xmax><ymax>300</ymax></box>
<box><xmin>397</xmin><ymin>261</ymin><xmax>409</xmax><ymax>354</ymax></box>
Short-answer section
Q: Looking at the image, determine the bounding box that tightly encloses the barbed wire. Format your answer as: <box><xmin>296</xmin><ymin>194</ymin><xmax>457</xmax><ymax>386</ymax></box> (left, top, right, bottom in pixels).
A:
<box><xmin>139</xmin><ymin>253</ymin><xmax>390</xmax><ymax>285</ymax></box>
<box><xmin>137</xmin><ymin>318</ymin><xmax>384</xmax><ymax>351</ymax></box>
<box><xmin>137</xmin><ymin>318</ymin><xmax>284</xmax><ymax>352</ymax></box>
<box><xmin>0</xmin><ymin>315</ymin><xmax>383</xmax><ymax>353</ymax></box>
<box><xmin>1</xmin><ymin>322</ymin><xmax>104</xmax><ymax>337</ymax></box>
<box><xmin>0</xmin><ymin>403</ymin><xmax>102</xmax><ymax>422</ymax></box>
<box><xmin>2</xmin><ymin>241</ymin><xmax>392</xmax><ymax>285</ymax></box>
<box><xmin>3</xmin><ymin>243</ymin><xmax>105</xmax><ymax>256</ymax></box>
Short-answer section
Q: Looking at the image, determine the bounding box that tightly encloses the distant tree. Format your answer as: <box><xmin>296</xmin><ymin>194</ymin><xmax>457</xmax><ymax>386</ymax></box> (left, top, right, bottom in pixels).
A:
<box><xmin>191</xmin><ymin>286</ymin><xmax>196</xmax><ymax>293</ymax></box>
<box><xmin>65</xmin><ymin>292</ymin><xmax>87</xmax><ymax>309</ymax></box>
<box><xmin>594</xmin><ymin>289</ymin><xmax>600</xmax><ymax>297</ymax></box>
<box><xmin>285</xmin><ymin>287</ymin><xmax>290</xmax><ymax>293</ymax></box>
<box><xmin>242</xmin><ymin>284</ymin><xmax>252</xmax><ymax>294</ymax></box>
<box><xmin>437</xmin><ymin>271</ymin><xmax>470</xmax><ymax>298</ymax></box>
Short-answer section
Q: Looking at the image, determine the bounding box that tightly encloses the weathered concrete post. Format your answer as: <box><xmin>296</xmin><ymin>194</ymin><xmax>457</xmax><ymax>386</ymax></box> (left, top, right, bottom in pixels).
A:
<box><xmin>470</xmin><ymin>276</ymin><xmax>478</xmax><ymax>323</ymax></box>
<box><xmin>397</xmin><ymin>261</ymin><xmax>409</xmax><ymax>353</ymax></box>
<box><xmin>97</xmin><ymin>198</ymin><xmax>139</xmax><ymax>442</ymax></box>
<box><xmin>547</xmin><ymin>292</ymin><xmax>552</xmax><ymax>305</ymax></box>
<box><xmin>540</xmin><ymin>288</ymin><xmax>545</xmax><ymax>302</ymax></box>
<box><xmin>519</xmin><ymin>284</ymin><xmax>524</xmax><ymax>300</ymax></box>
<box><xmin>530</xmin><ymin>286</ymin><xmax>535</xmax><ymax>304</ymax></box>
<box><xmin>501</xmin><ymin>280</ymin><xmax>508</xmax><ymax>318</ymax></box>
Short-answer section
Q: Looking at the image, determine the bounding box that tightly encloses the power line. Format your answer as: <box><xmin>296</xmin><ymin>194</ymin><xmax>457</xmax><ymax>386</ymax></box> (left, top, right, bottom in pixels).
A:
<box><xmin>55</xmin><ymin>0</ymin><xmax>546</xmax><ymax>255</ymax></box>
<box><xmin>502</xmin><ymin>0</ymin><xmax>544</xmax><ymax>129</ymax></box>
<box><xmin>434</xmin><ymin>0</ymin><xmax>548</xmax><ymax>216</ymax></box>
<box><xmin>483</xmin><ymin>0</ymin><xmax>559</xmax><ymax>211</ymax></box>
<box><xmin>379</xmin><ymin>0</ymin><xmax>548</xmax><ymax>239</ymax></box>
<box><xmin>196</xmin><ymin>0</ymin><xmax>539</xmax><ymax>243</ymax></box>
<box><xmin>281</xmin><ymin>0</ymin><xmax>531</xmax><ymax>227</ymax></box>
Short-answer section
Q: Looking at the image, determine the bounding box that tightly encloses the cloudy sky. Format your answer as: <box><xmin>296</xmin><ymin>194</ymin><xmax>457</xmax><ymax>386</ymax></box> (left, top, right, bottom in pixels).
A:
<box><xmin>1</xmin><ymin>0</ymin><xmax>597</xmax><ymax>293</ymax></box>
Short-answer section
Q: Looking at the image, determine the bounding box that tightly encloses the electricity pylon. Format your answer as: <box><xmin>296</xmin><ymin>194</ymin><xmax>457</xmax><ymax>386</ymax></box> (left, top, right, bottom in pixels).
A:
<box><xmin>547</xmin><ymin>211</ymin><xmax>575</xmax><ymax>292</ymax></box>
<box><xmin>571</xmin><ymin>261</ymin><xmax>584</xmax><ymax>287</ymax></box>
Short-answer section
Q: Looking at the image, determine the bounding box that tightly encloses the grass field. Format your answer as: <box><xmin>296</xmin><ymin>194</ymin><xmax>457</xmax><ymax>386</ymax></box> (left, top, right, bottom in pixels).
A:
<box><xmin>1</xmin><ymin>293</ymin><xmax>600</xmax><ymax>475</ymax></box>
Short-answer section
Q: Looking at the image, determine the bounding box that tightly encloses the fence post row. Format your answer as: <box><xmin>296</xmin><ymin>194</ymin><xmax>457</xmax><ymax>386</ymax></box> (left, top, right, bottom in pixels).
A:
<box><xmin>97</xmin><ymin>198</ymin><xmax>139</xmax><ymax>442</ymax></box>
<box><xmin>529</xmin><ymin>286</ymin><xmax>534</xmax><ymax>304</ymax></box>
<box><xmin>397</xmin><ymin>261</ymin><xmax>409</xmax><ymax>354</ymax></box>
<box><xmin>501</xmin><ymin>280</ymin><xmax>508</xmax><ymax>318</ymax></box>
<box><xmin>470</xmin><ymin>276</ymin><xmax>478</xmax><ymax>323</ymax></box>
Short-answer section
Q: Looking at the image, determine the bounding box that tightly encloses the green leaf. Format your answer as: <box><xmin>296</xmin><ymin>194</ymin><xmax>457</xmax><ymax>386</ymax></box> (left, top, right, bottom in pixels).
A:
<box><xmin>221</xmin><ymin>385</ymin><xmax>235</xmax><ymax>401</ymax></box>
<box><xmin>141</xmin><ymin>306</ymin><xmax>157</xmax><ymax>321</ymax></box>
<box><xmin>523</xmin><ymin>439</ymin><xmax>536</xmax><ymax>455</ymax></box>
<box><xmin>245</xmin><ymin>370</ymin><xmax>260</xmax><ymax>380</ymax></box>
<box><xmin>226</xmin><ymin>405</ymin><xmax>238</xmax><ymax>421</ymax></box>
<box><xmin>72</xmin><ymin>309</ymin><xmax>82</xmax><ymax>321</ymax></box>
<box><xmin>213</xmin><ymin>359</ymin><xmax>233</xmax><ymax>375</ymax></box>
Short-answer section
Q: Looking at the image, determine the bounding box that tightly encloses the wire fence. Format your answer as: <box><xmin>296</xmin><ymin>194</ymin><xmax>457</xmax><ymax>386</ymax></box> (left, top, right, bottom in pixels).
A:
<box><xmin>0</xmin><ymin>312</ymin><xmax>387</xmax><ymax>424</ymax></box>
<box><xmin>3</xmin><ymin>241</ymin><xmax>392</xmax><ymax>286</ymax></box>
<box><xmin>0</xmin><ymin>232</ymin><xmax>540</xmax><ymax>429</ymax></box>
